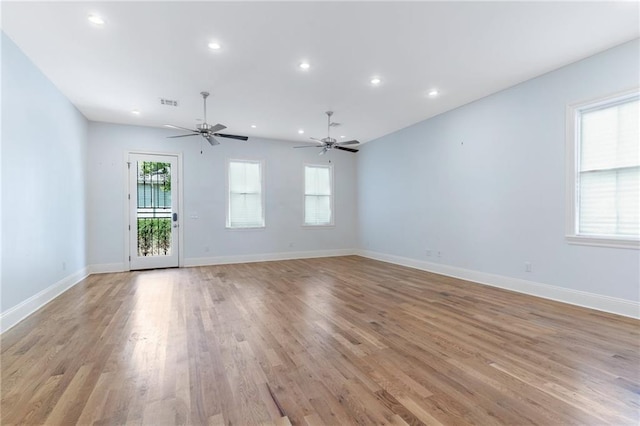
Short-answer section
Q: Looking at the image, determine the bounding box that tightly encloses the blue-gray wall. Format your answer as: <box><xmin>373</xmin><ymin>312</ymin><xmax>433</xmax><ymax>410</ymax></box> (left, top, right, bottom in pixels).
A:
<box><xmin>86</xmin><ymin>122</ymin><xmax>357</xmax><ymax>267</ymax></box>
<box><xmin>357</xmin><ymin>39</ymin><xmax>640</xmax><ymax>302</ymax></box>
<box><xmin>1</xmin><ymin>32</ymin><xmax>88</xmax><ymax>311</ymax></box>
<box><xmin>2</xmin><ymin>30</ymin><xmax>638</xmax><ymax>319</ymax></box>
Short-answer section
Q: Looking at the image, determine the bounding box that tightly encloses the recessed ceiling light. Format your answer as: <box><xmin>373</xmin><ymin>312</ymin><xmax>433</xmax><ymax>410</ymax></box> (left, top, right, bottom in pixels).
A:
<box><xmin>251</xmin><ymin>124</ymin><xmax>257</xmax><ymax>128</ymax></box>
<box><xmin>208</xmin><ymin>42</ymin><xmax>221</xmax><ymax>50</ymax></box>
<box><xmin>371</xmin><ymin>77</ymin><xmax>381</xmax><ymax>85</ymax></box>
<box><xmin>87</xmin><ymin>14</ymin><xmax>105</xmax><ymax>25</ymax></box>
<box><xmin>298</xmin><ymin>129</ymin><xmax>305</xmax><ymax>134</ymax></box>
<box><xmin>340</xmin><ymin>135</ymin><xmax>345</xmax><ymax>138</ymax></box>
<box><xmin>299</xmin><ymin>62</ymin><xmax>310</xmax><ymax>70</ymax></box>
<box><xmin>131</xmin><ymin>110</ymin><xmax>140</xmax><ymax>115</ymax></box>
<box><xmin>428</xmin><ymin>89</ymin><xmax>439</xmax><ymax>97</ymax></box>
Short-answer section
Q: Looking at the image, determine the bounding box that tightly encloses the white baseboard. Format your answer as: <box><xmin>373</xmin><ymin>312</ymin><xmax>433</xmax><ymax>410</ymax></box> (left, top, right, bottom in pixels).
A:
<box><xmin>90</xmin><ymin>250</ymin><xmax>357</xmax><ymax>271</ymax></box>
<box><xmin>357</xmin><ymin>249</ymin><xmax>640</xmax><ymax>319</ymax></box>
<box><xmin>89</xmin><ymin>263</ymin><xmax>127</xmax><ymax>274</ymax></box>
<box><xmin>184</xmin><ymin>248</ymin><xmax>357</xmax><ymax>267</ymax></box>
<box><xmin>1</xmin><ymin>267</ymin><xmax>90</xmax><ymax>334</ymax></box>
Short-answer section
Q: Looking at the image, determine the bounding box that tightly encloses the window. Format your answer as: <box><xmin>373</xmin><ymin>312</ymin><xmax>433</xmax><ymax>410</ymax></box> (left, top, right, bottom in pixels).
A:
<box><xmin>227</xmin><ymin>160</ymin><xmax>264</xmax><ymax>228</ymax></box>
<box><xmin>304</xmin><ymin>164</ymin><xmax>333</xmax><ymax>226</ymax></box>
<box><xmin>566</xmin><ymin>89</ymin><xmax>639</xmax><ymax>248</ymax></box>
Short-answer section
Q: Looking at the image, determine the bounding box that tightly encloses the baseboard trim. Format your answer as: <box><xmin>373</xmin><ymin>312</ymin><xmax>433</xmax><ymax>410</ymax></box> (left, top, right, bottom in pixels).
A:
<box><xmin>0</xmin><ymin>267</ymin><xmax>90</xmax><ymax>334</ymax></box>
<box><xmin>356</xmin><ymin>249</ymin><xmax>640</xmax><ymax>319</ymax></box>
<box><xmin>184</xmin><ymin>248</ymin><xmax>357</xmax><ymax>267</ymax></box>
<box><xmin>89</xmin><ymin>263</ymin><xmax>127</xmax><ymax>274</ymax></box>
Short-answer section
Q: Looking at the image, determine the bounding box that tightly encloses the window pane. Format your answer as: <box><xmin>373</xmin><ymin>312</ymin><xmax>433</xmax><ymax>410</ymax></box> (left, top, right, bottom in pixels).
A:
<box><xmin>229</xmin><ymin>193</ymin><xmax>263</xmax><ymax>227</ymax></box>
<box><xmin>229</xmin><ymin>161</ymin><xmax>261</xmax><ymax>193</ymax></box>
<box><xmin>579</xmin><ymin>170</ymin><xmax>617</xmax><ymax>235</ymax></box>
<box><xmin>617</xmin><ymin>167</ymin><xmax>640</xmax><ymax>236</ymax></box>
<box><xmin>305</xmin><ymin>166</ymin><xmax>331</xmax><ymax>195</ymax></box>
<box><xmin>579</xmin><ymin>167</ymin><xmax>640</xmax><ymax>236</ymax></box>
<box><xmin>305</xmin><ymin>195</ymin><xmax>331</xmax><ymax>225</ymax></box>
<box><xmin>581</xmin><ymin>98</ymin><xmax>639</xmax><ymax>171</ymax></box>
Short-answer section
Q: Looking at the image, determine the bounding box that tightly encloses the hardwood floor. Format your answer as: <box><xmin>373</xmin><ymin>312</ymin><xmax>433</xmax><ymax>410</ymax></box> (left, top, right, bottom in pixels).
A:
<box><xmin>1</xmin><ymin>256</ymin><xmax>639</xmax><ymax>425</ymax></box>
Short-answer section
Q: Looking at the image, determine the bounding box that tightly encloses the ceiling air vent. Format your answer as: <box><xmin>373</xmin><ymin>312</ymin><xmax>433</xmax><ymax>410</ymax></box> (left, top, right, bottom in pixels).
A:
<box><xmin>160</xmin><ymin>98</ymin><xmax>178</xmax><ymax>107</ymax></box>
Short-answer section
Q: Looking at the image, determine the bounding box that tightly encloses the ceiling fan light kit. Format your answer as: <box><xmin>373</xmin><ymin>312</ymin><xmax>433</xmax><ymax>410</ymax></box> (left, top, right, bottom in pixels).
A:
<box><xmin>294</xmin><ymin>111</ymin><xmax>360</xmax><ymax>155</ymax></box>
<box><xmin>165</xmin><ymin>91</ymin><xmax>248</xmax><ymax>148</ymax></box>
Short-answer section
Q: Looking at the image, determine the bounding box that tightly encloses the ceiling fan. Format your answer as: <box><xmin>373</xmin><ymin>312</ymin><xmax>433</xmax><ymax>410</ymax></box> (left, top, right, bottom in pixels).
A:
<box><xmin>165</xmin><ymin>91</ymin><xmax>248</xmax><ymax>146</ymax></box>
<box><xmin>294</xmin><ymin>111</ymin><xmax>359</xmax><ymax>155</ymax></box>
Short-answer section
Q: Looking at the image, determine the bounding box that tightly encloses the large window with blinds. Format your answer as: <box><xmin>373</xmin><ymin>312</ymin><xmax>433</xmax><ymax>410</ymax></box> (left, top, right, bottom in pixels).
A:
<box><xmin>227</xmin><ymin>160</ymin><xmax>265</xmax><ymax>228</ymax></box>
<box><xmin>304</xmin><ymin>164</ymin><xmax>333</xmax><ymax>226</ymax></box>
<box><xmin>566</xmin><ymin>90</ymin><xmax>639</xmax><ymax>248</ymax></box>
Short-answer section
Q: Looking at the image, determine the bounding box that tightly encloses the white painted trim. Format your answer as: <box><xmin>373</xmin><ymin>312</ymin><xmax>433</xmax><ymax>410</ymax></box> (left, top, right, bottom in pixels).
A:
<box><xmin>123</xmin><ymin>151</ymin><xmax>131</xmax><ymax>271</ymax></box>
<box><xmin>357</xmin><ymin>249</ymin><xmax>640</xmax><ymax>319</ymax></box>
<box><xmin>177</xmin><ymin>152</ymin><xmax>185</xmax><ymax>268</ymax></box>
<box><xmin>0</xmin><ymin>267</ymin><xmax>89</xmax><ymax>334</ymax></box>
<box><xmin>566</xmin><ymin>234</ymin><xmax>640</xmax><ymax>250</ymax></box>
<box><xmin>184</xmin><ymin>248</ymin><xmax>356</xmax><ymax>267</ymax></box>
<box><xmin>89</xmin><ymin>263</ymin><xmax>127</xmax><ymax>274</ymax></box>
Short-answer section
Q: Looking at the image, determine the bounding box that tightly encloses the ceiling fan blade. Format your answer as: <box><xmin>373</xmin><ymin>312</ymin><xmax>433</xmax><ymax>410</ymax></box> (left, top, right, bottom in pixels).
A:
<box><xmin>213</xmin><ymin>133</ymin><xmax>249</xmax><ymax>141</ymax></box>
<box><xmin>337</xmin><ymin>139</ymin><xmax>360</xmax><ymax>146</ymax></box>
<box><xmin>294</xmin><ymin>145</ymin><xmax>322</xmax><ymax>149</ymax></box>
<box><xmin>167</xmin><ymin>133</ymin><xmax>199</xmax><ymax>138</ymax></box>
<box><xmin>209</xmin><ymin>123</ymin><xmax>227</xmax><ymax>133</ymax></box>
<box><xmin>310</xmin><ymin>137</ymin><xmax>325</xmax><ymax>144</ymax></box>
<box><xmin>205</xmin><ymin>135</ymin><xmax>220</xmax><ymax>146</ymax></box>
<box><xmin>165</xmin><ymin>124</ymin><xmax>198</xmax><ymax>132</ymax></box>
<box><xmin>335</xmin><ymin>146</ymin><xmax>359</xmax><ymax>153</ymax></box>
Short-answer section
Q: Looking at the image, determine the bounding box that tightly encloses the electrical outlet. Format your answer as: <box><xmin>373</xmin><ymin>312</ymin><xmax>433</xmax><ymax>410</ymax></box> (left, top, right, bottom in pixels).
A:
<box><xmin>437</xmin><ymin>250</ymin><xmax>442</xmax><ymax>258</ymax></box>
<box><xmin>525</xmin><ymin>261</ymin><xmax>532</xmax><ymax>272</ymax></box>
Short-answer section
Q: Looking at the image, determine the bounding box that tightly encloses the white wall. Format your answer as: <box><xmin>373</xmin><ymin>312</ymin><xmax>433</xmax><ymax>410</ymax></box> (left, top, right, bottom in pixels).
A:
<box><xmin>1</xmin><ymin>32</ymin><xmax>88</xmax><ymax>312</ymax></box>
<box><xmin>357</xmin><ymin>39</ymin><xmax>640</xmax><ymax>304</ymax></box>
<box><xmin>87</xmin><ymin>122</ymin><xmax>357</xmax><ymax>269</ymax></box>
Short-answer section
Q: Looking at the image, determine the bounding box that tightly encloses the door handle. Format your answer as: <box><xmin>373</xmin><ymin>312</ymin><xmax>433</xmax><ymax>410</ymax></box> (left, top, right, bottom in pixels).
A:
<box><xmin>173</xmin><ymin>213</ymin><xmax>178</xmax><ymax>221</ymax></box>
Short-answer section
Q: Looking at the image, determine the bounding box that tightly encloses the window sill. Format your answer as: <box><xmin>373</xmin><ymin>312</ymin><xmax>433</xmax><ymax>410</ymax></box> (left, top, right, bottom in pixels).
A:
<box><xmin>226</xmin><ymin>226</ymin><xmax>266</xmax><ymax>231</ymax></box>
<box><xmin>302</xmin><ymin>224</ymin><xmax>335</xmax><ymax>229</ymax></box>
<box><xmin>566</xmin><ymin>234</ymin><xmax>639</xmax><ymax>250</ymax></box>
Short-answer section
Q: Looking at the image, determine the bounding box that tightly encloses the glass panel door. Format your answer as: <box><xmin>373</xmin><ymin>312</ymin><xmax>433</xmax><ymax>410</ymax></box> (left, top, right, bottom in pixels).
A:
<box><xmin>129</xmin><ymin>153</ymin><xmax>179</xmax><ymax>270</ymax></box>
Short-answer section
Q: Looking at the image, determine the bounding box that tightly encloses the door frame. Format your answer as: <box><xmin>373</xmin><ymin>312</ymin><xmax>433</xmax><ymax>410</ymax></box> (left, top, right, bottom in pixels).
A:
<box><xmin>123</xmin><ymin>150</ymin><xmax>184</xmax><ymax>271</ymax></box>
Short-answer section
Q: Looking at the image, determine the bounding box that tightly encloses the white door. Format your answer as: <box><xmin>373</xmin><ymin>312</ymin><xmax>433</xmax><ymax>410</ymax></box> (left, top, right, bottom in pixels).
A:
<box><xmin>128</xmin><ymin>153</ymin><xmax>179</xmax><ymax>270</ymax></box>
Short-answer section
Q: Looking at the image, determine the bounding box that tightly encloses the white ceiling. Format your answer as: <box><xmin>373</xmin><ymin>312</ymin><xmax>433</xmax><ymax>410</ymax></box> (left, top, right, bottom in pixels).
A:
<box><xmin>2</xmin><ymin>1</ymin><xmax>639</xmax><ymax>144</ymax></box>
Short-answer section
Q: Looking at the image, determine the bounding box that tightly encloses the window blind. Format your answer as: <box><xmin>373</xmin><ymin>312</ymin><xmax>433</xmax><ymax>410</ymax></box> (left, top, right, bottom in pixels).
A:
<box><xmin>578</xmin><ymin>97</ymin><xmax>639</xmax><ymax>237</ymax></box>
<box><xmin>228</xmin><ymin>161</ymin><xmax>264</xmax><ymax>228</ymax></box>
<box><xmin>305</xmin><ymin>165</ymin><xmax>332</xmax><ymax>225</ymax></box>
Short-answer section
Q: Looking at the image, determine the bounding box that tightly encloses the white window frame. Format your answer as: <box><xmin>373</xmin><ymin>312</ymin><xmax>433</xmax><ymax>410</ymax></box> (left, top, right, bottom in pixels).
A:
<box><xmin>226</xmin><ymin>159</ymin><xmax>265</xmax><ymax>229</ymax></box>
<box><xmin>565</xmin><ymin>88</ymin><xmax>639</xmax><ymax>249</ymax></box>
<box><xmin>303</xmin><ymin>163</ymin><xmax>334</xmax><ymax>227</ymax></box>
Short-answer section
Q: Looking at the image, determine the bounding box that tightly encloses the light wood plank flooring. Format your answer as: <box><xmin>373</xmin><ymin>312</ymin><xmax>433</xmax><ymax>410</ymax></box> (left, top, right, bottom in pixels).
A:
<box><xmin>2</xmin><ymin>256</ymin><xmax>639</xmax><ymax>425</ymax></box>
